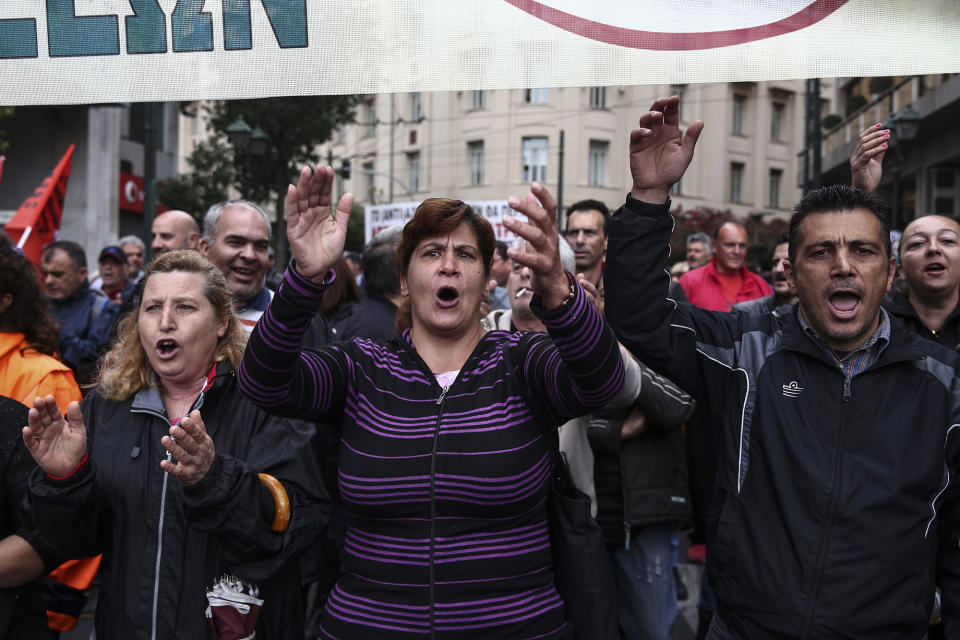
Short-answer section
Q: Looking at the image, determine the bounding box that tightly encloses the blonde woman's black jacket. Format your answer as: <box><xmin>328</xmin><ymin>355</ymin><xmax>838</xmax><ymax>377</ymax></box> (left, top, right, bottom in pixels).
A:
<box><xmin>21</xmin><ymin>361</ymin><xmax>328</xmax><ymax>640</ymax></box>
<box><xmin>605</xmin><ymin>195</ymin><xmax>960</xmax><ymax>639</ymax></box>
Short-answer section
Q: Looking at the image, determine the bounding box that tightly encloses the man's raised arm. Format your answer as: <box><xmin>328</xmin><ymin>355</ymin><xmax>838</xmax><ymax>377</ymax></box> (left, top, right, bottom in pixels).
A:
<box><xmin>605</xmin><ymin>96</ymin><xmax>705</xmax><ymax>393</ymax></box>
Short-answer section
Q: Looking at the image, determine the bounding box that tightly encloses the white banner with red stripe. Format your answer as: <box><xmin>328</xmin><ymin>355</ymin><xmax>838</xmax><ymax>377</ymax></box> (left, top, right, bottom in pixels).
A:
<box><xmin>0</xmin><ymin>0</ymin><xmax>957</xmax><ymax>105</ymax></box>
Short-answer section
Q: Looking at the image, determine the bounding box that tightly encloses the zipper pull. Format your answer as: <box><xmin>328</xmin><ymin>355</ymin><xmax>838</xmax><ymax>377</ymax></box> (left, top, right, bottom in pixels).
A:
<box><xmin>624</xmin><ymin>522</ymin><xmax>631</xmax><ymax>550</ymax></box>
<box><xmin>843</xmin><ymin>376</ymin><xmax>851</xmax><ymax>401</ymax></box>
<box><xmin>436</xmin><ymin>385</ymin><xmax>449</xmax><ymax>405</ymax></box>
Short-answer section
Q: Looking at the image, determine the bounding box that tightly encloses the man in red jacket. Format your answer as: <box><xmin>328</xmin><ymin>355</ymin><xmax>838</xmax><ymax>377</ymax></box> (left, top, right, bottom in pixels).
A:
<box><xmin>679</xmin><ymin>222</ymin><xmax>771</xmax><ymax>311</ymax></box>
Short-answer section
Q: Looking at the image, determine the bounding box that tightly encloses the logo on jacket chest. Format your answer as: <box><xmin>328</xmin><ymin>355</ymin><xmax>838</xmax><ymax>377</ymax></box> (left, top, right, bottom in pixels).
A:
<box><xmin>781</xmin><ymin>381</ymin><xmax>804</xmax><ymax>398</ymax></box>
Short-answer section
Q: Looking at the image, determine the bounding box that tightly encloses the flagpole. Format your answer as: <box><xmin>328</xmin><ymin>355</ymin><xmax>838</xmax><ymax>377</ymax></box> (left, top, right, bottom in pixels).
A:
<box><xmin>16</xmin><ymin>226</ymin><xmax>31</xmax><ymax>249</ymax></box>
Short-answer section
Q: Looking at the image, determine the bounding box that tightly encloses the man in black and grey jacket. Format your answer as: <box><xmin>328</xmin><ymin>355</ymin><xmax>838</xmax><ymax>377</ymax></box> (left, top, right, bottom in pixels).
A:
<box><xmin>605</xmin><ymin>96</ymin><xmax>960</xmax><ymax>639</ymax></box>
<box><xmin>588</xmin><ymin>359</ymin><xmax>695</xmax><ymax>640</ymax></box>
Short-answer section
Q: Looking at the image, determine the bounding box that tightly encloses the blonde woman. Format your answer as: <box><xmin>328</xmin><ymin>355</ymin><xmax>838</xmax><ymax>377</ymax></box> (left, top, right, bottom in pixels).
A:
<box><xmin>21</xmin><ymin>250</ymin><xmax>327</xmax><ymax>639</ymax></box>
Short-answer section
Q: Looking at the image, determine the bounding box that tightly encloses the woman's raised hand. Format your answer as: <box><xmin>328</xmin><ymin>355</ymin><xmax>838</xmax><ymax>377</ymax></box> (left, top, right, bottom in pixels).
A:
<box><xmin>850</xmin><ymin>123</ymin><xmax>889</xmax><ymax>193</ymax></box>
<box><xmin>503</xmin><ymin>182</ymin><xmax>571</xmax><ymax>309</ymax></box>
<box><xmin>23</xmin><ymin>396</ymin><xmax>88</xmax><ymax>478</ymax></box>
<box><xmin>286</xmin><ymin>165</ymin><xmax>355</xmax><ymax>284</ymax></box>
<box><xmin>161</xmin><ymin>410</ymin><xmax>215</xmax><ymax>487</ymax></box>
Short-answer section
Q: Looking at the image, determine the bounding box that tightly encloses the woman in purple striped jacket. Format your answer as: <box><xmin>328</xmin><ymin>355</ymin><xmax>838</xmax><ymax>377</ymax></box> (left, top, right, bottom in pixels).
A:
<box><xmin>237</xmin><ymin>165</ymin><xmax>625</xmax><ymax>639</ymax></box>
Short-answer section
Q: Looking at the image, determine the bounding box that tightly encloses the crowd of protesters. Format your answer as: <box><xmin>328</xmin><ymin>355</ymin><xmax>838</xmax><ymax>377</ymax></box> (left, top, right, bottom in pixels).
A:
<box><xmin>1</xmin><ymin>98</ymin><xmax>959</xmax><ymax>640</ymax></box>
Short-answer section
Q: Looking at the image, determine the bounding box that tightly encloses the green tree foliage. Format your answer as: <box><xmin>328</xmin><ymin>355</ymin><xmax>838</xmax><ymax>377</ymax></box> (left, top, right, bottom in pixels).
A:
<box><xmin>345</xmin><ymin>203</ymin><xmax>366</xmax><ymax>253</ymax></box>
<box><xmin>157</xmin><ymin>136</ymin><xmax>236</xmax><ymax>217</ymax></box>
<box><xmin>160</xmin><ymin>95</ymin><xmax>361</xmax><ymax>261</ymax></box>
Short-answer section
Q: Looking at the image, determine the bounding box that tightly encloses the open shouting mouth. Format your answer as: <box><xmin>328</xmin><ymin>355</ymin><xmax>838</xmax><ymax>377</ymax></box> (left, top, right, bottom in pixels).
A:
<box><xmin>827</xmin><ymin>290</ymin><xmax>861</xmax><ymax>320</ymax></box>
<box><xmin>436</xmin><ymin>286</ymin><xmax>460</xmax><ymax>308</ymax></box>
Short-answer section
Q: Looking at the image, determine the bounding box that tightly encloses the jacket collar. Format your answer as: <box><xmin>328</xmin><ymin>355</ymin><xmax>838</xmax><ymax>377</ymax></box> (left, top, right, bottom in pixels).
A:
<box><xmin>51</xmin><ymin>281</ymin><xmax>92</xmax><ymax>308</ymax></box>
<box><xmin>0</xmin><ymin>332</ymin><xmax>26</xmax><ymax>360</ymax></box>
<box><xmin>883</xmin><ymin>287</ymin><xmax>960</xmax><ymax>324</ymax></box>
<box><xmin>237</xmin><ymin>286</ymin><xmax>272</xmax><ymax>313</ymax></box>
<box><xmin>778</xmin><ymin>303</ymin><xmax>925</xmax><ymax>368</ymax></box>
<box><xmin>130</xmin><ymin>361</ymin><xmax>231</xmax><ymax>421</ymax></box>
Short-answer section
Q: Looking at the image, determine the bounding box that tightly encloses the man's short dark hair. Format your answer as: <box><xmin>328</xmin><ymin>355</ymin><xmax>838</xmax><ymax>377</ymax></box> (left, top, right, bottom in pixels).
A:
<box><xmin>363</xmin><ymin>226</ymin><xmax>403</xmax><ymax>298</ymax></box>
<box><xmin>42</xmin><ymin>240</ymin><xmax>87</xmax><ymax>270</ymax></box>
<box><xmin>788</xmin><ymin>185</ymin><xmax>891</xmax><ymax>264</ymax></box>
<box><xmin>566</xmin><ymin>199</ymin><xmax>610</xmax><ymax>235</ymax></box>
<box><xmin>494</xmin><ymin>241</ymin><xmax>508</xmax><ymax>262</ymax></box>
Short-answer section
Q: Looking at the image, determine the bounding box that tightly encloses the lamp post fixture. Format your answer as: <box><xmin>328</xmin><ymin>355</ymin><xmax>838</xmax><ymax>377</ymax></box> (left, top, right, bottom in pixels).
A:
<box><xmin>882</xmin><ymin>104</ymin><xmax>922</xmax><ymax>230</ymax></box>
<box><xmin>226</xmin><ymin>115</ymin><xmax>268</xmax><ymax>195</ymax></box>
<box><xmin>749</xmin><ymin>211</ymin><xmax>766</xmax><ymax>244</ymax></box>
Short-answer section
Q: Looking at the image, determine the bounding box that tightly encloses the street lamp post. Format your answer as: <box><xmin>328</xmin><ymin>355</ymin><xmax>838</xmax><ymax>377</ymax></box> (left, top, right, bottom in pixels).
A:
<box><xmin>226</xmin><ymin>115</ymin><xmax>268</xmax><ymax>195</ymax></box>
<box><xmin>882</xmin><ymin>104</ymin><xmax>922</xmax><ymax>230</ymax></box>
<box><xmin>749</xmin><ymin>211</ymin><xmax>765</xmax><ymax>244</ymax></box>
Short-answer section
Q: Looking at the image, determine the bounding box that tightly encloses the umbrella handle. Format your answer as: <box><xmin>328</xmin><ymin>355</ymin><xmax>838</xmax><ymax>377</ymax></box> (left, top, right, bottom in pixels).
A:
<box><xmin>257</xmin><ymin>473</ymin><xmax>290</xmax><ymax>532</ymax></box>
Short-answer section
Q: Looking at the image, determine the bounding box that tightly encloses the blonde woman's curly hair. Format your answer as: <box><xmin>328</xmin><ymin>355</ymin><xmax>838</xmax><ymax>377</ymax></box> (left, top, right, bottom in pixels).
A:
<box><xmin>96</xmin><ymin>250</ymin><xmax>248</xmax><ymax>401</ymax></box>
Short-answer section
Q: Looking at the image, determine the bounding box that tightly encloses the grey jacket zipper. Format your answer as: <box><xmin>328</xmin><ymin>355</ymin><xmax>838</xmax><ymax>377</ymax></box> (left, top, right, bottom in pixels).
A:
<box><xmin>151</xmin><ymin>450</ymin><xmax>172</xmax><ymax>640</ymax></box>
<box><xmin>130</xmin><ymin>405</ymin><xmax>173</xmax><ymax>640</ymax></box>
<box><xmin>134</xmin><ymin>381</ymin><xmax>212</xmax><ymax>640</ymax></box>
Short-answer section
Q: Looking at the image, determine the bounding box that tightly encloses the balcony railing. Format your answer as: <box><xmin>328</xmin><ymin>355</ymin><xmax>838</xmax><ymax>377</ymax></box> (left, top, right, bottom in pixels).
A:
<box><xmin>822</xmin><ymin>74</ymin><xmax>959</xmax><ymax>156</ymax></box>
<box><xmin>822</xmin><ymin>77</ymin><xmax>917</xmax><ymax>156</ymax></box>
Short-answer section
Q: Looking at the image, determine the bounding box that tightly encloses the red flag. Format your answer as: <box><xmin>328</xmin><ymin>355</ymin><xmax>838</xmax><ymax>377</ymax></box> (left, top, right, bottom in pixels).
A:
<box><xmin>5</xmin><ymin>145</ymin><xmax>74</xmax><ymax>265</ymax></box>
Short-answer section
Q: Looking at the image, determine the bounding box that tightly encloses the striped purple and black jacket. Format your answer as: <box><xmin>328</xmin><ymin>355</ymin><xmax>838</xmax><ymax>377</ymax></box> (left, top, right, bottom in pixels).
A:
<box><xmin>238</xmin><ymin>266</ymin><xmax>625</xmax><ymax>639</ymax></box>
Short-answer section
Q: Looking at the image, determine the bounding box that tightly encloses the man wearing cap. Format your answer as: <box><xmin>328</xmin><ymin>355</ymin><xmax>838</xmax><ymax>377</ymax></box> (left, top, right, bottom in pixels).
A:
<box><xmin>91</xmin><ymin>246</ymin><xmax>134</xmax><ymax>305</ymax></box>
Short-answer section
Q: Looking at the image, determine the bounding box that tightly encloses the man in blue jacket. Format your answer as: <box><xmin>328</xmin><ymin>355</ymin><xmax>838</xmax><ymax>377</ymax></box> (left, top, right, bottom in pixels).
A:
<box><xmin>605</xmin><ymin>96</ymin><xmax>960</xmax><ymax>639</ymax></box>
<box><xmin>41</xmin><ymin>240</ymin><xmax>118</xmax><ymax>386</ymax></box>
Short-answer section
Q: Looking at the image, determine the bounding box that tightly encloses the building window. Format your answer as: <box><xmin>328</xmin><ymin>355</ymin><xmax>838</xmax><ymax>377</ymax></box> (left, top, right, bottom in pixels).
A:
<box><xmin>471</xmin><ymin>90</ymin><xmax>486</xmax><ymax>110</ymax></box>
<box><xmin>336</xmin><ymin>124</ymin><xmax>346</xmax><ymax>143</ymax></box>
<box><xmin>363</xmin><ymin>162</ymin><xmax>375</xmax><ymax>201</ymax></box>
<box><xmin>732</xmin><ymin>94</ymin><xmax>746</xmax><ymax>135</ymax></box>
<box><xmin>588</xmin><ymin>140</ymin><xmax>608</xmax><ymax>187</ymax></box>
<box><xmin>589</xmin><ymin>87</ymin><xmax>606</xmax><ymax>109</ymax></box>
<box><xmin>525</xmin><ymin>88</ymin><xmax>549</xmax><ymax>105</ymax></box>
<box><xmin>670</xmin><ymin>84</ymin><xmax>686</xmax><ymax>120</ymax></box>
<box><xmin>365</xmin><ymin>101</ymin><xmax>376</xmax><ymax>136</ymax></box>
<box><xmin>730</xmin><ymin>162</ymin><xmax>745</xmax><ymax>203</ymax></box>
<box><xmin>768</xmin><ymin>168</ymin><xmax>783</xmax><ymax>208</ymax></box>
<box><xmin>770</xmin><ymin>102</ymin><xmax>785</xmax><ymax>142</ymax></box>
<box><xmin>522</xmin><ymin>137</ymin><xmax>548</xmax><ymax>182</ymax></box>
<box><xmin>468</xmin><ymin>141</ymin><xmax>484</xmax><ymax>186</ymax></box>
<box><xmin>928</xmin><ymin>167</ymin><xmax>960</xmax><ymax>216</ymax></box>
<box><xmin>410</xmin><ymin>92</ymin><xmax>422</xmax><ymax>121</ymax></box>
<box><xmin>408</xmin><ymin>152</ymin><xmax>421</xmax><ymax>193</ymax></box>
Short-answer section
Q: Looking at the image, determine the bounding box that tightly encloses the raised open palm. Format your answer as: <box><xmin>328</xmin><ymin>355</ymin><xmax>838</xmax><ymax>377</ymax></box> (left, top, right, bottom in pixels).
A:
<box><xmin>850</xmin><ymin>124</ymin><xmax>888</xmax><ymax>193</ymax></box>
<box><xmin>286</xmin><ymin>165</ymin><xmax>355</xmax><ymax>283</ymax></box>
<box><xmin>23</xmin><ymin>395</ymin><xmax>87</xmax><ymax>478</ymax></box>
<box><xmin>629</xmin><ymin>96</ymin><xmax>703</xmax><ymax>203</ymax></box>
<box><xmin>503</xmin><ymin>182</ymin><xmax>570</xmax><ymax>308</ymax></box>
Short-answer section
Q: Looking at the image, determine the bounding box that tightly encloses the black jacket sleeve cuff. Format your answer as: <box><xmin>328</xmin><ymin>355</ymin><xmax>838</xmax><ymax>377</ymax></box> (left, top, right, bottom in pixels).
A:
<box><xmin>623</xmin><ymin>193</ymin><xmax>673</xmax><ymax>217</ymax></box>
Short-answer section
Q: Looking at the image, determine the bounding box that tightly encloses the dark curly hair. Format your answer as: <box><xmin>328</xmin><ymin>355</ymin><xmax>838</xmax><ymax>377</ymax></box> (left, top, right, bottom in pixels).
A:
<box><xmin>0</xmin><ymin>237</ymin><xmax>61</xmax><ymax>356</ymax></box>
